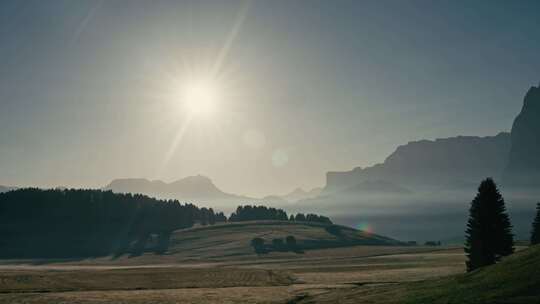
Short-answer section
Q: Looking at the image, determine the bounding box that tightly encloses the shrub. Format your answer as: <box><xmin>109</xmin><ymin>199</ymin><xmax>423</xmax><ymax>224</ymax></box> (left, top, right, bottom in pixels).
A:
<box><xmin>251</xmin><ymin>237</ymin><xmax>265</xmax><ymax>248</ymax></box>
<box><xmin>285</xmin><ymin>235</ymin><xmax>297</xmax><ymax>248</ymax></box>
<box><xmin>272</xmin><ymin>238</ymin><xmax>285</xmax><ymax>249</ymax></box>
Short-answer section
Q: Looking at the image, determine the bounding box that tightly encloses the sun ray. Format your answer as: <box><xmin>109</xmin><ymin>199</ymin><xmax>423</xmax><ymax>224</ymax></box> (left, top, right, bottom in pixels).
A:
<box><xmin>210</xmin><ymin>0</ymin><xmax>252</xmax><ymax>80</ymax></box>
<box><xmin>156</xmin><ymin>114</ymin><xmax>194</xmax><ymax>179</ymax></box>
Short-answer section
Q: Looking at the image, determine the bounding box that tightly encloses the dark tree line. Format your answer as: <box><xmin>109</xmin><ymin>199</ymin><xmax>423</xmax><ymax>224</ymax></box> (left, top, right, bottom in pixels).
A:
<box><xmin>291</xmin><ymin>213</ymin><xmax>332</xmax><ymax>224</ymax></box>
<box><xmin>0</xmin><ymin>190</ymin><xmax>333</xmax><ymax>259</ymax></box>
<box><xmin>229</xmin><ymin>205</ymin><xmax>288</xmax><ymax>222</ymax></box>
<box><xmin>228</xmin><ymin>205</ymin><xmax>332</xmax><ymax>224</ymax></box>
<box><xmin>0</xmin><ymin>188</ymin><xmax>223</xmax><ymax>258</ymax></box>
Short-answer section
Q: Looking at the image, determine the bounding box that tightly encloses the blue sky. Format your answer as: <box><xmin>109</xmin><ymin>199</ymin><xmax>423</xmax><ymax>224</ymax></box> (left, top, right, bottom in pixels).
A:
<box><xmin>1</xmin><ymin>0</ymin><xmax>539</xmax><ymax>196</ymax></box>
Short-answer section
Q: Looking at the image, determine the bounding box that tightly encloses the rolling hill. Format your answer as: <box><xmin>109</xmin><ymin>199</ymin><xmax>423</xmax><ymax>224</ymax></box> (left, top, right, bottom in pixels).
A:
<box><xmin>127</xmin><ymin>220</ymin><xmax>402</xmax><ymax>262</ymax></box>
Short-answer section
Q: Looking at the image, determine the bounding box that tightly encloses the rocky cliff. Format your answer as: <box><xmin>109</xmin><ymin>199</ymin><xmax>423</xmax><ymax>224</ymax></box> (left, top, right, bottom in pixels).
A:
<box><xmin>503</xmin><ymin>85</ymin><xmax>540</xmax><ymax>187</ymax></box>
<box><xmin>325</xmin><ymin>133</ymin><xmax>511</xmax><ymax>193</ymax></box>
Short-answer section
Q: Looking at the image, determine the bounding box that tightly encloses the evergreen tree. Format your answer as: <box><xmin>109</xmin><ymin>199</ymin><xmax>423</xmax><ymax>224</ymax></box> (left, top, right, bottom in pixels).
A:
<box><xmin>465</xmin><ymin>178</ymin><xmax>514</xmax><ymax>272</ymax></box>
<box><xmin>531</xmin><ymin>202</ymin><xmax>540</xmax><ymax>245</ymax></box>
<box><xmin>295</xmin><ymin>213</ymin><xmax>306</xmax><ymax>222</ymax></box>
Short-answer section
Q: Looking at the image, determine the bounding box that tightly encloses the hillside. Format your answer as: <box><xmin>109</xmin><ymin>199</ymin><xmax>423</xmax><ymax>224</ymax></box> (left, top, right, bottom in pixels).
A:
<box><xmin>129</xmin><ymin>221</ymin><xmax>402</xmax><ymax>262</ymax></box>
<box><xmin>304</xmin><ymin>245</ymin><xmax>540</xmax><ymax>304</ymax></box>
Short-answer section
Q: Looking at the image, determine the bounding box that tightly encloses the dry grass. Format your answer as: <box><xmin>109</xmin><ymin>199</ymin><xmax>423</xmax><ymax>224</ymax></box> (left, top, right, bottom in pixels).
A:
<box><xmin>0</xmin><ymin>246</ymin><xmax>465</xmax><ymax>304</ymax></box>
<box><xmin>0</xmin><ymin>286</ymin><xmax>295</xmax><ymax>304</ymax></box>
<box><xmin>0</xmin><ymin>268</ymin><xmax>293</xmax><ymax>293</ymax></box>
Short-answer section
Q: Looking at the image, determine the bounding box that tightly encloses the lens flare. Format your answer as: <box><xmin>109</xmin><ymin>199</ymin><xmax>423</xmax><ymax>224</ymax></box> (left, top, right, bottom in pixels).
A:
<box><xmin>356</xmin><ymin>222</ymin><xmax>374</xmax><ymax>234</ymax></box>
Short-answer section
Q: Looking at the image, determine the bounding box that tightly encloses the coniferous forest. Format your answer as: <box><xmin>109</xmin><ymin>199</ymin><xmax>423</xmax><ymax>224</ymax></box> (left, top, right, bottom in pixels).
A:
<box><xmin>0</xmin><ymin>189</ymin><xmax>220</xmax><ymax>258</ymax></box>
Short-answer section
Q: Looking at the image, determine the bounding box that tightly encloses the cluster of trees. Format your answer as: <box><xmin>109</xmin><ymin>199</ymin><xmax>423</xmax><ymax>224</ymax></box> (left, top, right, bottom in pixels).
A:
<box><xmin>250</xmin><ymin>235</ymin><xmax>299</xmax><ymax>254</ymax></box>
<box><xmin>229</xmin><ymin>205</ymin><xmax>332</xmax><ymax>224</ymax></box>
<box><xmin>289</xmin><ymin>213</ymin><xmax>332</xmax><ymax>224</ymax></box>
<box><xmin>0</xmin><ymin>189</ymin><xmax>222</xmax><ymax>258</ymax></box>
<box><xmin>198</xmin><ymin>207</ymin><xmax>227</xmax><ymax>226</ymax></box>
<box><xmin>229</xmin><ymin>205</ymin><xmax>288</xmax><ymax>222</ymax></box>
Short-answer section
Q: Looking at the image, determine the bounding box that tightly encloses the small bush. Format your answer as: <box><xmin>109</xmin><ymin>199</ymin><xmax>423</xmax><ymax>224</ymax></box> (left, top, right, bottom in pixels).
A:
<box><xmin>272</xmin><ymin>238</ymin><xmax>285</xmax><ymax>249</ymax></box>
<box><xmin>251</xmin><ymin>237</ymin><xmax>266</xmax><ymax>254</ymax></box>
<box><xmin>285</xmin><ymin>235</ymin><xmax>297</xmax><ymax>247</ymax></box>
<box><xmin>251</xmin><ymin>237</ymin><xmax>265</xmax><ymax>248</ymax></box>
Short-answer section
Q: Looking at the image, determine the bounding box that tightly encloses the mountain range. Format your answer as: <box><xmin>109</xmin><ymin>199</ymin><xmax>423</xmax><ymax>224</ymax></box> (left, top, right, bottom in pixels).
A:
<box><xmin>323</xmin><ymin>85</ymin><xmax>540</xmax><ymax>195</ymax></box>
<box><xmin>103</xmin><ymin>175</ymin><xmax>322</xmax><ymax>210</ymax></box>
<box><xmin>94</xmin><ymin>85</ymin><xmax>540</xmax><ymax>214</ymax></box>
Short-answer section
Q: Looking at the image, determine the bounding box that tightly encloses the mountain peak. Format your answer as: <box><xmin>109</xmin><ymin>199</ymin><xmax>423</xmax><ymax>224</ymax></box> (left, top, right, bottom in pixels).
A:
<box><xmin>281</xmin><ymin>186</ymin><xmax>322</xmax><ymax>202</ymax></box>
<box><xmin>172</xmin><ymin>175</ymin><xmax>213</xmax><ymax>185</ymax></box>
<box><xmin>288</xmin><ymin>187</ymin><xmax>307</xmax><ymax>196</ymax></box>
<box><xmin>503</xmin><ymin>84</ymin><xmax>540</xmax><ymax>187</ymax></box>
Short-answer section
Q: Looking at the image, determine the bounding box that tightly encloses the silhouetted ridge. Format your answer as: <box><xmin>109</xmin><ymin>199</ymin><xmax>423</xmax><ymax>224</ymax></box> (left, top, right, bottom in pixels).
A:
<box><xmin>104</xmin><ymin>175</ymin><xmax>240</xmax><ymax>200</ymax></box>
<box><xmin>503</xmin><ymin>85</ymin><xmax>540</xmax><ymax>187</ymax></box>
<box><xmin>325</xmin><ymin>133</ymin><xmax>510</xmax><ymax>193</ymax></box>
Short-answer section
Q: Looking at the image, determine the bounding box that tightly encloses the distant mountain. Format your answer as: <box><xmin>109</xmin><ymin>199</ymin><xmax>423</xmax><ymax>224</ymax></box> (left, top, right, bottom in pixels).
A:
<box><xmin>280</xmin><ymin>187</ymin><xmax>322</xmax><ymax>203</ymax></box>
<box><xmin>324</xmin><ymin>132</ymin><xmax>510</xmax><ymax>194</ymax></box>
<box><xmin>104</xmin><ymin>175</ymin><xmax>243</xmax><ymax>201</ymax></box>
<box><xmin>0</xmin><ymin>185</ymin><xmax>16</xmax><ymax>193</ymax></box>
<box><xmin>503</xmin><ymin>85</ymin><xmax>540</xmax><ymax>187</ymax></box>
<box><xmin>294</xmin><ymin>85</ymin><xmax>540</xmax><ymax>242</ymax></box>
<box><xmin>104</xmin><ymin>175</ymin><xmax>288</xmax><ymax>210</ymax></box>
<box><xmin>341</xmin><ymin>180</ymin><xmax>412</xmax><ymax>195</ymax></box>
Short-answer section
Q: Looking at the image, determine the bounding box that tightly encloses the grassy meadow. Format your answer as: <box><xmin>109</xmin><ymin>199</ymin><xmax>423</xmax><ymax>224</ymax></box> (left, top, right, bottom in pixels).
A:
<box><xmin>0</xmin><ymin>221</ymin><xmax>468</xmax><ymax>304</ymax></box>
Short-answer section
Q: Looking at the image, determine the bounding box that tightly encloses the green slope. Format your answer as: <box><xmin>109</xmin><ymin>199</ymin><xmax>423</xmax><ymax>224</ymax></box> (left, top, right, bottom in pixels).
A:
<box><xmin>401</xmin><ymin>244</ymin><xmax>540</xmax><ymax>304</ymax></box>
<box><xmin>311</xmin><ymin>245</ymin><xmax>540</xmax><ymax>304</ymax></box>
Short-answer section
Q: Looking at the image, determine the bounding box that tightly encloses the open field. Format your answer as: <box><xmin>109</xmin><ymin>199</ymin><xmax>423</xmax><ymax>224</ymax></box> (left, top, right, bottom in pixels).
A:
<box><xmin>0</xmin><ymin>244</ymin><xmax>466</xmax><ymax>303</ymax></box>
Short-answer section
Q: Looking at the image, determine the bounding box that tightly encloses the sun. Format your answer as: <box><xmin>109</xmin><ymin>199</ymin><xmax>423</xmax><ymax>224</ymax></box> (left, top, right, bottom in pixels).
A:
<box><xmin>182</xmin><ymin>80</ymin><xmax>220</xmax><ymax>118</ymax></box>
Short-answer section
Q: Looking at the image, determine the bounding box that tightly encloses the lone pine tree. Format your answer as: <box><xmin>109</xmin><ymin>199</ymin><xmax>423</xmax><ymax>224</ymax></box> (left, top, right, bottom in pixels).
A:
<box><xmin>531</xmin><ymin>202</ymin><xmax>540</xmax><ymax>245</ymax></box>
<box><xmin>465</xmin><ymin>178</ymin><xmax>514</xmax><ymax>272</ymax></box>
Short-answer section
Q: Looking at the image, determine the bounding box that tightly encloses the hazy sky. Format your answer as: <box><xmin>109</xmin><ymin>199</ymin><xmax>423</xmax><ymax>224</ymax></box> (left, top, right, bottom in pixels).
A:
<box><xmin>1</xmin><ymin>0</ymin><xmax>539</xmax><ymax>197</ymax></box>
